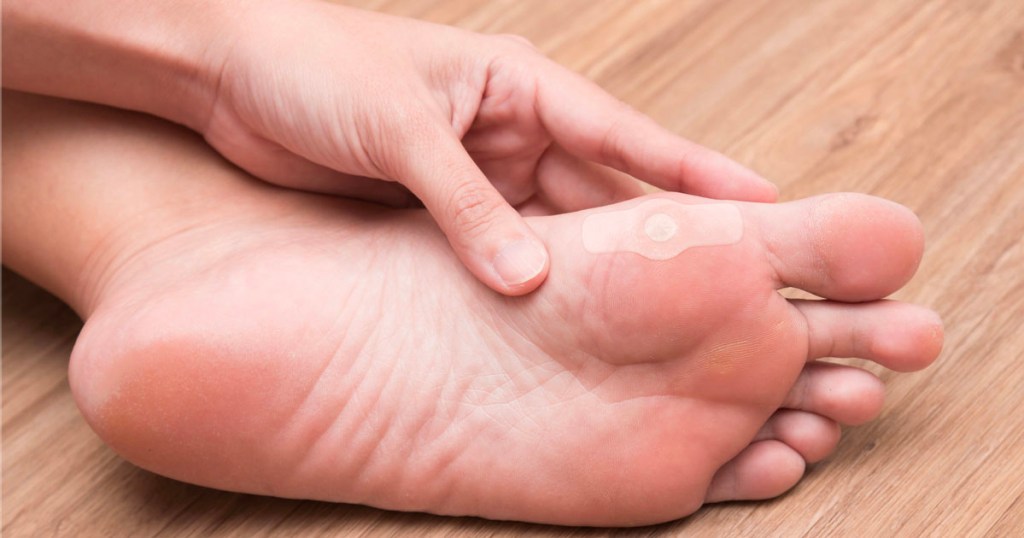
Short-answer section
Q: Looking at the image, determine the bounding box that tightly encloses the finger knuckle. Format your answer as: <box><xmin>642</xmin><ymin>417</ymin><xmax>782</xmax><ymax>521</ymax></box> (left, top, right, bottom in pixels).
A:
<box><xmin>371</xmin><ymin>109</ymin><xmax>439</xmax><ymax>177</ymax></box>
<box><xmin>597</xmin><ymin>114</ymin><xmax>634</xmax><ymax>172</ymax></box>
<box><xmin>446</xmin><ymin>181</ymin><xmax>502</xmax><ymax>238</ymax></box>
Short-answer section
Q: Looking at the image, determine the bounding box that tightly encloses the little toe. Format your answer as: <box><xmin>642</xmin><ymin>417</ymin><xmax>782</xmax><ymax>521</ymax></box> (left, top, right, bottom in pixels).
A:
<box><xmin>795</xmin><ymin>299</ymin><xmax>944</xmax><ymax>372</ymax></box>
<box><xmin>755</xmin><ymin>193</ymin><xmax>924</xmax><ymax>302</ymax></box>
<box><xmin>704</xmin><ymin>440</ymin><xmax>805</xmax><ymax>503</ymax></box>
<box><xmin>781</xmin><ymin>362</ymin><xmax>886</xmax><ymax>426</ymax></box>
<box><xmin>753</xmin><ymin>410</ymin><xmax>841</xmax><ymax>463</ymax></box>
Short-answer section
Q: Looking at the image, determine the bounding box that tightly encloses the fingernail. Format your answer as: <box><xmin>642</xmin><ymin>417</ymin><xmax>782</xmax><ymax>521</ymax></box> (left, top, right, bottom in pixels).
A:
<box><xmin>493</xmin><ymin>239</ymin><xmax>547</xmax><ymax>287</ymax></box>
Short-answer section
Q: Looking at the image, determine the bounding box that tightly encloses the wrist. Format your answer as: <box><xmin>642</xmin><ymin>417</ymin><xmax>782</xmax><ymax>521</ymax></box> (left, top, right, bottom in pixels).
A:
<box><xmin>155</xmin><ymin>0</ymin><xmax>252</xmax><ymax>132</ymax></box>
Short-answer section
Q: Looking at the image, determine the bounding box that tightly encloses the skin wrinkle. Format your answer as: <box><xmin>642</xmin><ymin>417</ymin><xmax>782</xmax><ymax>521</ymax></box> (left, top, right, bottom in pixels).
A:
<box><xmin>75</xmin><ymin>221</ymin><xmax>141</xmax><ymax>318</ymax></box>
<box><xmin>700</xmin><ymin>338</ymin><xmax>759</xmax><ymax>376</ymax></box>
<box><xmin>388</xmin><ymin>281</ymin><xmax>524</xmax><ymax>504</ymax></box>
<box><xmin>761</xmin><ymin>232</ymin><xmax>791</xmax><ymax>291</ymax></box>
<box><xmin>806</xmin><ymin>308</ymin><xmax>832</xmax><ymax>360</ymax></box>
<box><xmin>493</xmin><ymin>294</ymin><xmax>589</xmax><ymax>378</ymax></box>
<box><xmin>693</xmin><ymin>300</ymin><xmax>797</xmax><ymax>406</ymax></box>
<box><xmin>198</xmin><ymin>13</ymin><xmax>242</xmax><ymax>136</ymax></box>
<box><xmin>455</xmin><ymin>300</ymin><xmax>615</xmax><ymax>410</ymax></box>
<box><xmin>347</xmin><ymin>337</ymin><xmax>412</xmax><ymax>500</ymax></box>
<box><xmin>90</xmin><ymin>221</ymin><xmax>236</xmax><ymax>310</ymax></box>
<box><xmin>793</xmin><ymin>368</ymin><xmax>814</xmax><ymax>412</ymax></box>
<box><xmin>396</xmin><ymin>367</ymin><xmax>468</xmax><ymax>506</ymax></box>
<box><xmin>280</xmin><ymin>292</ymin><xmax>381</xmax><ymax>487</ymax></box>
<box><xmin>690</xmin><ymin>311</ymin><xmax>776</xmax><ymax>402</ymax></box>
<box><xmin>245</xmin><ymin>242</ymin><xmax>378</xmax><ymax>487</ymax></box>
<box><xmin>280</xmin><ymin>236</ymin><xmax>412</xmax><ymax>497</ymax></box>
<box><xmin>445</xmin><ymin>48</ymin><xmax>491</xmax><ymax>136</ymax></box>
<box><xmin>577</xmin><ymin>249</ymin><xmax>625</xmax><ymax>359</ymax></box>
<box><xmin>75</xmin><ymin>185</ymin><xmax>242</xmax><ymax>317</ymax></box>
<box><xmin>808</xmin><ymin>195</ymin><xmax>838</xmax><ymax>290</ymax></box>
<box><xmin>595</xmin><ymin>107</ymin><xmax>637</xmax><ymax>174</ymax></box>
<box><xmin>850</xmin><ymin>316</ymin><xmax>870</xmax><ymax>359</ymax></box>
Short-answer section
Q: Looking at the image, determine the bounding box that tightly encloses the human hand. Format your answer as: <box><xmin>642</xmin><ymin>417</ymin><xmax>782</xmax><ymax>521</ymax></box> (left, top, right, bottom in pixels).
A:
<box><xmin>200</xmin><ymin>0</ymin><xmax>779</xmax><ymax>295</ymax></box>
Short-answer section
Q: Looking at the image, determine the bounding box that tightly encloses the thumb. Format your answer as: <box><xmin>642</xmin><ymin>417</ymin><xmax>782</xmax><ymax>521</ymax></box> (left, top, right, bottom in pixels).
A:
<box><xmin>397</xmin><ymin>130</ymin><xmax>550</xmax><ymax>296</ymax></box>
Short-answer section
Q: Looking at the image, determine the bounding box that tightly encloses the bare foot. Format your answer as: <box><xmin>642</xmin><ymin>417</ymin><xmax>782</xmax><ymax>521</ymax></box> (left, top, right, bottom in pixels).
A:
<box><xmin>3</xmin><ymin>93</ymin><xmax>942</xmax><ymax>526</ymax></box>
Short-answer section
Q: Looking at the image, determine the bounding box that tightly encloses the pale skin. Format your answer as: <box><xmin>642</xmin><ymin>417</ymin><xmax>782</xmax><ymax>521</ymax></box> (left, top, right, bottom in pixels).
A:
<box><xmin>2</xmin><ymin>0</ymin><xmax>779</xmax><ymax>297</ymax></box>
<box><xmin>2</xmin><ymin>92</ymin><xmax>943</xmax><ymax>526</ymax></box>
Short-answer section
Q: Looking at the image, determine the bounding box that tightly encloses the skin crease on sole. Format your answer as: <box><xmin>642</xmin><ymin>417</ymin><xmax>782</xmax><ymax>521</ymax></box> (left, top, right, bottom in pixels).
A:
<box><xmin>1</xmin><ymin>92</ymin><xmax>944</xmax><ymax>526</ymax></box>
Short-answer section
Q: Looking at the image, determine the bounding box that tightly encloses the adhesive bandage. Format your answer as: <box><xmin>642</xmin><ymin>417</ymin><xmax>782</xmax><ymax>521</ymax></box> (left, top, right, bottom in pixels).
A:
<box><xmin>581</xmin><ymin>200</ymin><xmax>743</xmax><ymax>260</ymax></box>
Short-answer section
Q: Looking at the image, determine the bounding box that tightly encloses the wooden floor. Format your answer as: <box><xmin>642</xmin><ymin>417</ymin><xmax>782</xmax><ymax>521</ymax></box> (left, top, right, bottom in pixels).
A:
<box><xmin>4</xmin><ymin>0</ymin><xmax>1024</xmax><ymax>535</ymax></box>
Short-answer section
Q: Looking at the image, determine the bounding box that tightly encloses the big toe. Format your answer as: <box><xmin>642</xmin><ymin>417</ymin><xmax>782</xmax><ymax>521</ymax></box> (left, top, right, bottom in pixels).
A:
<box><xmin>756</xmin><ymin>193</ymin><xmax>924</xmax><ymax>302</ymax></box>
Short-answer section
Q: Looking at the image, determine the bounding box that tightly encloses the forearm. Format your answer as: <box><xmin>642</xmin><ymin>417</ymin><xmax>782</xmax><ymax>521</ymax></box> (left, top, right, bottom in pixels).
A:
<box><xmin>2</xmin><ymin>0</ymin><xmax>238</xmax><ymax>131</ymax></box>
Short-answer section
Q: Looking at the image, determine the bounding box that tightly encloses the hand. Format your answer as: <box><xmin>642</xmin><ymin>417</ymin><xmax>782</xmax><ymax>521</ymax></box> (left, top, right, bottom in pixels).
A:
<box><xmin>201</xmin><ymin>0</ymin><xmax>779</xmax><ymax>295</ymax></box>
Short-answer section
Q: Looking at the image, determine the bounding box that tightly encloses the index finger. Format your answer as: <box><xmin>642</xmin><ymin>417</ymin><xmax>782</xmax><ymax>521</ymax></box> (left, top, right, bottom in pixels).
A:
<box><xmin>532</xmin><ymin>60</ymin><xmax>778</xmax><ymax>202</ymax></box>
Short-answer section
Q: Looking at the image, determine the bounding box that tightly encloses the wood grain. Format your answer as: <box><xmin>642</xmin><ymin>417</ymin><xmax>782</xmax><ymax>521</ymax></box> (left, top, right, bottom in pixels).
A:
<box><xmin>4</xmin><ymin>0</ymin><xmax>1023</xmax><ymax>535</ymax></box>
